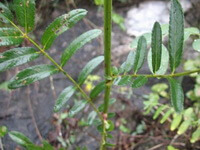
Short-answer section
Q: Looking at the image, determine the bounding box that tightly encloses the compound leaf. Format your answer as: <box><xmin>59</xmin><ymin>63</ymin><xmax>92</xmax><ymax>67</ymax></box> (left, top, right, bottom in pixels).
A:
<box><xmin>0</xmin><ymin>28</ymin><xmax>23</xmax><ymax>46</ymax></box>
<box><xmin>61</xmin><ymin>29</ymin><xmax>102</xmax><ymax>67</ymax></box>
<box><xmin>0</xmin><ymin>2</ymin><xmax>13</xmax><ymax>24</ymax></box>
<box><xmin>8</xmin><ymin>64</ymin><xmax>58</xmax><ymax>89</ymax></box>
<box><xmin>133</xmin><ymin>36</ymin><xmax>147</xmax><ymax>73</ymax></box>
<box><xmin>54</xmin><ymin>86</ymin><xmax>76</xmax><ymax>112</ymax></box>
<box><xmin>151</xmin><ymin>22</ymin><xmax>162</xmax><ymax>73</ymax></box>
<box><xmin>168</xmin><ymin>77</ymin><xmax>184</xmax><ymax>112</ymax></box>
<box><xmin>78</xmin><ymin>56</ymin><xmax>104</xmax><ymax>85</ymax></box>
<box><xmin>41</xmin><ymin>9</ymin><xmax>87</xmax><ymax>50</ymax></box>
<box><xmin>0</xmin><ymin>47</ymin><xmax>39</xmax><ymax>72</ymax></box>
<box><xmin>13</xmin><ymin>0</ymin><xmax>35</xmax><ymax>33</ymax></box>
<box><xmin>169</xmin><ymin>0</ymin><xmax>184</xmax><ymax>73</ymax></box>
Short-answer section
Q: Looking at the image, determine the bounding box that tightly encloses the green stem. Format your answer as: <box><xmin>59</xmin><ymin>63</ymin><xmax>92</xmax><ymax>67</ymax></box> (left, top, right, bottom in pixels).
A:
<box><xmin>101</xmin><ymin>0</ymin><xmax>112</xmax><ymax>149</ymax></box>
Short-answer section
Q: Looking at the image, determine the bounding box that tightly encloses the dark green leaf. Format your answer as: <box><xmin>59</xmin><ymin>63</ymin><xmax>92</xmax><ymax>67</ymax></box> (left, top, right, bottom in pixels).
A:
<box><xmin>148</xmin><ymin>45</ymin><xmax>169</xmax><ymax>75</ymax></box>
<box><xmin>0</xmin><ymin>47</ymin><xmax>39</xmax><ymax>72</ymax></box>
<box><xmin>61</xmin><ymin>29</ymin><xmax>102</xmax><ymax>67</ymax></box>
<box><xmin>41</xmin><ymin>9</ymin><xmax>87</xmax><ymax>50</ymax></box>
<box><xmin>119</xmin><ymin>51</ymin><xmax>135</xmax><ymax>73</ymax></box>
<box><xmin>192</xmin><ymin>39</ymin><xmax>200</xmax><ymax>52</ymax></box>
<box><xmin>26</xmin><ymin>145</ymin><xmax>43</xmax><ymax>150</ymax></box>
<box><xmin>13</xmin><ymin>0</ymin><xmax>35</xmax><ymax>33</ymax></box>
<box><xmin>151</xmin><ymin>22</ymin><xmax>162</xmax><ymax>73</ymax></box>
<box><xmin>68</xmin><ymin>100</ymin><xmax>87</xmax><ymax>117</ymax></box>
<box><xmin>132</xmin><ymin>76</ymin><xmax>148</xmax><ymax>88</ymax></box>
<box><xmin>78</xmin><ymin>56</ymin><xmax>104</xmax><ymax>85</ymax></box>
<box><xmin>90</xmin><ymin>81</ymin><xmax>105</xmax><ymax>99</ymax></box>
<box><xmin>9</xmin><ymin>131</ymin><xmax>33</xmax><ymax>147</ymax></box>
<box><xmin>114</xmin><ymin>76</ymin><xmax>131</xmax><ymax>86</ymax></box>
<box><xmin>133</xmin><ymin>36</ymin><xmax>147</xmax><ymax>73</ymax></box>
<box><xmin>54</xmin><ymin>86</ymin><xmax>76</xmax><ymax>112</ymax></box>
<box><xmin>168</xmin><ymin>77</ymin><xmax>184</xmax><ymax>112</ymax></box>
<box><xmin>8</xmin><ymin>64</ymin><xmax>58</xmax><ymax>89</ymax></box>
<box><xmin>0</xmin><ymin>28</ymin><xmax>23</xmax><ymax>46</ymax></box>
<box><xmin>169</xmin><ymin>0</ymin><xmax>184</xmax><ymax>73</ymax></box>
<box><xmin>0</xmin><ymin>2</ymin><xmax>13</xmax><ymax>23</ymax></box>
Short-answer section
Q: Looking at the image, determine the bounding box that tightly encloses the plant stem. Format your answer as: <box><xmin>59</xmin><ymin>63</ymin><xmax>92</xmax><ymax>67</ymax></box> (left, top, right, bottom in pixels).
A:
<box><xmin>0</xmin><ymin>138</ymin><xmax>4</xmax><ymax>150</ymax></box>
<box><xmin>101</xmin><ymin>0</ymin><xmax>112</xmax><ymax>149</ymax></box>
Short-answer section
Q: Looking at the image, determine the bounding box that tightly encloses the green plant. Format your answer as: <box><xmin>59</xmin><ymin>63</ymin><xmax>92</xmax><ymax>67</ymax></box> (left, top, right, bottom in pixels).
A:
<box><xmin>0</xmin><ymin>0</ymin><xmax>200</xmax><ymax>149</ymax></box>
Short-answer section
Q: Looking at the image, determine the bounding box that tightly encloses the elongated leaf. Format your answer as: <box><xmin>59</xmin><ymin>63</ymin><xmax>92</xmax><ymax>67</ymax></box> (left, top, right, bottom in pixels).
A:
<box><xmin>119</xmin><ymin>51</ymin><xmax>135</xmax><ymax>73</ymax></box>
<box><xmin>193</xmin><ymin>39</ymin><xmax>200</xmax><ymax>52</ymax></box>
<box><xmin>78</xmin><ymin>56</ymin><xmax>104</xmax><ymax>85</ymax></box>
<box><xmin>114</xmin><ymin>76</ymin><xmax>131</xmax><ymax>86</ymax></box>
<box><xmin>148</xmin><ymin>45</ymin><xmax>169</xmax><ymax>75</ymax></box>
<box><xmin>153</xmin><ymin>105</ymin><xmax>167</xmax><ymax>120</ymax></box>
<box><xmin>90</xmin><ymin>81</ymin><xmax>105</xmax><ymax>99</ymax></box>
<box><xmin>170</xmin><ymin>113</ymin><xmax>182</xmax><ymax>131</ymax></box>
<box><xmin>133</xmin><ymin>36</ymin><xmax>147</xmax><ymax>73</ymax></box>
<box><xmin>169</xmin><ymin>0</ymin><xmax>184</xmax><ymax>73</ymax></box>
<box><xmin>151</xmin><ymin>22</ymin><xmax>162</xmax><ymax>73</ymax></box>
<box><xmin>177</xmin><ymin>120</ymin><xmax>190</xmax><ymax>135</ymax></box>
<box><xmin>0</xmin><ymin>28</ymin><xmax>23</xmax><ymax>46</ymax></box>
<box><xmin>8</xmin><ymin>64</ymin><xmax>58</xmax><ymax>89</ymax></box>
<box><xmin>168</xmin><ymin>78</ymin><xmax>184</xmax><ymax>112</ymax></box>
<box><xmin>68</xmin><ymin>100</ymin><xmax>87</xmax><ymax>117</ymax></box>
<box><xmin>160</xmin><ymin>108</ymin><xmax>173</xmax><ymax>124</ymax></box>
<box><xmin>0</xmin><ymin>2</ymin><xmax>13</xmax><ymax>23</ymax></box>
<box><xmin>13</xmin><ymin>0</ymin><xmax>35</xmax><ymax>33</ymax></box>
<box><xmin>54</xmin><ymin>86</ymin><xmax>76</xmax><ymax>112</ymax></box>
<box><xmin>41</xmin><ymin>9</ymin><xmax>87</xmax><ymax>50</ymax></box>
<box><xmin>61</xmin><ymin>29</ymin><xmax>102</xmax><ymax>66</ymax></box>
<box><xmin>190</xmin><ymin>128</ymin><xmax>200</xmax><ymax>143</ymax></box>
<box><xmin>0</xmin><ymin>47</ymin><xmax>39</xmax><ymax>72</ymax></box>
<box><xmin>184</xmin><ymin>27</ymin><xmax>199</xmax><ymax>41</ymax></box>
<box><xmin>9</xmin><ymin>131</ymin><xmax>33</xmax><ymax>147</ymax></box>
<box><xmin>87</xmin><ymin>111</ymin><xmax>97</xmax><ymax>125</ymax></box>
<box><xmin>132</xmin><ymin>76</ymin><xmax>148</xmax><ymax>88</ymax></box>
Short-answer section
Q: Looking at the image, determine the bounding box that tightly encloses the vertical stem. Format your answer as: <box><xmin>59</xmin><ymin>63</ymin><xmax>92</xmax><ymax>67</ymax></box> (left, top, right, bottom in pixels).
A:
<box><xmin>101</xmin><ymin>0</ymin><xmax>112</xmax><ymax>149</ymax></box>
<box><xmin>0</xmin><ymin>138</ymin><xmax>4</xmax><ymax>150</ymax></box>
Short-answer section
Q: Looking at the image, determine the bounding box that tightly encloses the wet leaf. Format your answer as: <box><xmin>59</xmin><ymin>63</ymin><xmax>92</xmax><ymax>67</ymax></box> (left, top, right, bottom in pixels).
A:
<box><xmin>41</xmin><ymin>9</ymin><xmax>87</xmax><ymax>50</ymax></box>
<box><xmin>8</xmin><ymin>64</ymin><xmax>58</xmax><ymax>89</ymax></box>
<box><xmin>0</xmin><ymin>47</ymin><xmax>39</xmax><ymax>72</ymax></box>
<box><xmin>132</xmin><ymin>76</ymin><xmax>148</xmax><ymax>88</ymax></box>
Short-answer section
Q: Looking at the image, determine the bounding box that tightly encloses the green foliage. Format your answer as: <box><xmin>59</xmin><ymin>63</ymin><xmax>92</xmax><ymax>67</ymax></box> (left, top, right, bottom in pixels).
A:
<box><xmin>0</xmin><ymin>126</ymin><xmax>8</xmax><ymax>137</ymax></box>
<box><xmin>0</xmin><ymin>2</ymin><xmax>13</xmax><ymax>24</ymax></box>
<box><xmin>131</xmin><ymin>76</ymin><xmax>148</xmax><ymax>88</ymax></box>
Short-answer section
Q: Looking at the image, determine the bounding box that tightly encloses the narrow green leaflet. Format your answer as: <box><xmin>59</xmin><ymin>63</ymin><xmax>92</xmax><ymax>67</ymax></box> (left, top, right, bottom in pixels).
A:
<box><xmin>132</xmin><ymin>76</ymin><xmax>148</xmax><ymax>88</ymax></box>
<box><xmin>8</xmin><ymin>64</ymin><xmax>58</xmax><ymax>89</ymax></box>
<box><xmin>168</xmin><ymin>78</ymin><xmax>184</xmax><ymax>112</ymax></box>
<box><xmin>160</xmin><ymin>108</ymin><xmax>173</xmax><ymax>124</ymax></box>
<box><xmin>13</xmin><ymin>0</ymin><xmax>35</xmax><ymax>33</ymax></box>
<box><xmin>177</xmin><ymin>120</ymin><xmax>190</xmax><ymax>135</ymax></box>
<box><xmin>61</xmin><ymin>29</ymin><xmax>102</xmax><ymax>67</ymax></box>
<box><xmin>184</xmin><ymin>27</ymin><xmax>199</xmax><ymax>41</ymax></box>
<box><xmin>0</xmin><ymin>2</ymin><xmax>13</xmax><ymax>23</ymax></box>
<box><xmin>68</xmin><ymin>100</ymin><xmax>87</xmax><ymax>117</ymax></box>
<box><xmin>148</xmin><ymin>45</ymin><xmax>169</xmax><ymax>75</ymax></box>
<box><xmin>119</xmin><ymin>51</ymin><xmax>135</xmax><ymax>73</ymax></box>
<box><xmin>78</xmin><ymin>56</ymin><xmax>104</xmax><ymax>85</ymax></box>
<box><xmin>153</xmin><ymin>105</ymin><xmax>167</xmax><ymax>120</ymax></box>
<box><xmin>170</xmin><ymin>113</ymin><xmax>182</xmax><ymax>131</ymax></box>
<box><xmin>192</xmin><ymin>39</ymin><xmax>200</xmax><ymax>52</ymax></box>
<box><xmin>87</xmin><ymin>111</ymin><xmax>97</xmax><ymax>125</ymax></box>
<box><xmin>0</xmin><ymin>28</ymin><xmax>23</xmax><ymax>46</ymax></box>
<box><xmin>54</xmin><ymin>86</ymin><xmax>76</xmax><ymax>112</ymax></box>
<box><xmin>41</xmin><ymin>9</ymin><xmax>87</xmax><ymax>50</ymax></box>
<box><xmin>133</xmin><ymin>36</ymin><xmax>147</xmax><ymax>73</ymax></box>
<box><xmin>90</xmin><ymin>81</ymin><xmax>105</xmax><ymax>99</ymax></box>
<box><xmin>190</xmin><ymin>128</ymin><xmax>200</xmax><ymax>143</ymax></box>
<box><xmin>9</xmin><ymin>131</ymin><xmax>33</xmax><ymax>147</ymax></box>
<box><xmin>0</xmin><ymin>47</ymin><xmax>39</xmax><ymax>72</ymax></box>
<box><xmin>151</xmin><ymin>22</ymin><xmax>162</xmax><ymax>73</ymax></box>
<box><xmin>169</xmin><ymin>0</ymin><xmax>184</xmax><ymax>73</ymax></box>
<box><xmin>114</xmin><ymin>76</ymin><xmax>131</xmax><ymax>86</ymax></box>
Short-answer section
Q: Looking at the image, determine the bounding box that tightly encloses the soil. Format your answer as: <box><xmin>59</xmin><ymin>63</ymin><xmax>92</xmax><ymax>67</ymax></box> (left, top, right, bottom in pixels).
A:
<box><xmin>0</xmin><ymin>0</ymin><xmax>200</xmax><ymax>150</ymax></box>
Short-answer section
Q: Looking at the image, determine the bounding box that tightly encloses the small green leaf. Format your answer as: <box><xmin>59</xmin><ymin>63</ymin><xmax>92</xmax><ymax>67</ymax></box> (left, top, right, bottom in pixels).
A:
<box><xmin>133</xmin><ymin>36</ymin><xmax>147</xmax><ymax>73</ymax></box>
<box><xmin>169</xmin><ymin>0</ymin><xmax>184</xmax><ymax>73</ymax></box>
<box><xmin>0</xmin><ymin>47</ymin><xmax>39</xmax><ymax>72</ymax></box>
<box><xmin>41</xmin><ymin>9</ymin><xmax>87</xmax><ymax>50</ymax></box>
<box><xmin>9</xmin><ymin>131</ymin><xmax>33</xmax><ymax>147</ymax></box>
<box><xmin>61</xmin><ymin>29</ymin><xmax>102</xmax><ymax>67</ymax></box>
<box><xmin>43</xmin><ymin>141</ymin><xmax>54</xmax><ymax>150</ymax></box>
<box><xmin>131</xmin><ymin>33</ymin><xmax>151</xmax><ymax>49</ymax></box>
<box><xmin>8</xmin><ymin>64</ymin><xmax>58</xmax><ymax>89</ymax></box>
<box><xmin>54</xmin><ymin>86</ymin><xmax>76</xmax><ymax>112</ymax></box>
<box><xmin>170</xmin><ymin>113</ymin><xmax>182</xmax><ymax>131</ymax></box>
<box><xmin>132</xmin><ymin>76</ymin><xmax>148</xmax><ymax>88</ymax></box>
<box><xmin>0</xmin><ymin>2</ymin><xmax>13</xmax><ymax>23</ymax></box>
<box><xmin>160</xmin><ymin>108</ymin><xmax>173</xmax><ymax>124</ymax></box>
<box><xmin>105</xmin><ymin>120</ymin><xmax>115</xmax><ymax>132</ymax></box>
<box><xmin>167</xmin><ymin>145</ymin><xmax>179</xmax><ymax>150</ymax></box>
<box><xmin>119</xmin><ymin>51</ymin><xmax>135</xmax><ymax>73</ymax></box>
<box><xmin>0</xmin><ymin>28</ymin><xmax>23</xmax><ymax>46</ymax></box>
<box><xmin>68</xmin><ymin>100</ymin><xmax>87</xmax><ymax>117</ymax></box>
<box><xmin>177</xmin><ymin>120</ymin><xmax>190</xmax><ymax>134</ymax></box>
<box><xmin>184</xmin><ymin>27</ymin><xmax>199</xmax><ymax>41</ymax></box>
<box><xmin>168</xmin><ymin>78</ymin><xmax>184</xmax><ymax>112</ymax></box>
<box><xmin>0</xmin><ymin>126</ymin><xmax>8</xmax><ymax>137</ymax></box>
<box><xmin>153</xmin><ymin>105</ymin><xmax>167</xmax><ymax>120</ymax></box>
<box><xmin>151</xmin><ymin>22</ymin><xmax>162</xmax><ymax>73</ymax></box>
<box><xmin>192</xmin><ymin>39</ymin><xmax>200</xmax><ymax>52</ymax></box>
<box><xmin>87</xmin><ymin>111</ymin><xmax>97</xmax><ymax>125</ymax></box>
<box><xmin>13</xmin><ymin>0</ymin><xmax>35</xmax><ymax>33</ymax></box>
<box><xmin>190</xmin><ymin>128</ymin><xmax>200</xmax><ymax>143</ymax></box>
<box><xmin>148</xmin><ymin>45</ymin><xmax>169</xmax><ymax>75</ymax></box>
<box><xmin>114</xmin><ymin>76</ymin><xmax>131</xmax><ymax>86</ymax></box>
<box><xmin>78</xmin><ymin>56</ymin><xmax>104</xmax><ymax>85</ymax></box>
<box><xmin>90</xmin><ymin>81</ymin><xmax>105</xmax><ymax>99</ymax></box>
